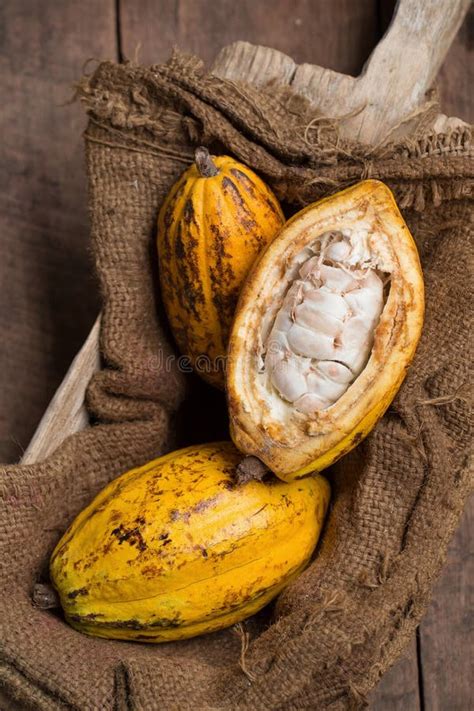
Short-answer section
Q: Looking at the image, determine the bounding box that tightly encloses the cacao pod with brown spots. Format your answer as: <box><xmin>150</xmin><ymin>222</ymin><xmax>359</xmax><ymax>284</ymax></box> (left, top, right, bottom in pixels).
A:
<box><xmin>49</xmin><ymin>442</ymin><xmax>330</xmax><ymax>642</ymax></box>
<box><xmin>157</xmin><ymin>148</ymin><xmax>284</xmax><ymax>388</ymax></box>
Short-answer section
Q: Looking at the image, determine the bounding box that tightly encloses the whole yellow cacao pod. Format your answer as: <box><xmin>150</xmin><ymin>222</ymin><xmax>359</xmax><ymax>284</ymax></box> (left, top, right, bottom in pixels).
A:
<box><xmin>228</xmin><ymin>180</ymin><xmax>424</xmax><ymax>481</ymax></box>
<box><xmin>157</xmin><ymin>148</ymin><xmax>284</xmax><ymax>388</ymax></box>
<box><xmin>50</xmin><ymin>442</ymin><xmax>330</xmax><ymax>643</ymax></box>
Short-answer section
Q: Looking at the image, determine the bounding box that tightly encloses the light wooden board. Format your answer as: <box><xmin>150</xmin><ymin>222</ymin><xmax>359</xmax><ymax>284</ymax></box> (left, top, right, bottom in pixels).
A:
<box><xmin>292</xmin><ymin>0</ymin><xmax>470</xmax><ymax>142</ymax></box>
<box><xmin>21</xmin><ymin>317</ymin><xmax>101</xmax><ymax>465</ymax></box>
<box><xmin>213</xmin><ymin>0</ymin><xmax>470</xmax><ymax>144</ymax></box>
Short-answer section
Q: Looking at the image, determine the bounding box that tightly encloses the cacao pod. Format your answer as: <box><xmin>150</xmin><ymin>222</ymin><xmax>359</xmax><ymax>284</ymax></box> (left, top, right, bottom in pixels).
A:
<box><xmin>157</xmin><ymin>148</ymin><xmax>284</xmax><ymax>388</ymax></box>
<box><xmin>227</xmin><ymin>180</ymin><xmax>424</xmax><ymax>481</ymax></box>
<box><xmin>50</xmin><ymin>442</ymin><xmax>329</xmax><ymax>642</ymax></box>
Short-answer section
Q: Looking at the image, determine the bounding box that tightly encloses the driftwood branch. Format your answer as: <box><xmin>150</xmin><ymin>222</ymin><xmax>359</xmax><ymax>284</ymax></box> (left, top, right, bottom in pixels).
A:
<box><xmin>214</xmin><ymin>0</ymin><xmax>470</xmax><ymax>144</ymax></box>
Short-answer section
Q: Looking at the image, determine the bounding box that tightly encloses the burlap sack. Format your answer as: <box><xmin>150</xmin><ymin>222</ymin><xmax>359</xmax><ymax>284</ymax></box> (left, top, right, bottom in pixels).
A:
<box><xmin>0</xmin><ymin>53</ymin><xmax>472</xmax><ymax>710</ymax></box>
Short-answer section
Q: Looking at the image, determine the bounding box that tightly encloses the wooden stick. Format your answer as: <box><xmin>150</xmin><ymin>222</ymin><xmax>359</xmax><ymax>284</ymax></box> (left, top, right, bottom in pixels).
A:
<box><xmin>215</xmin><ymin>0</ymin><xmax>471</xmax><ymax>144</ymax></box>
<box><xmin>22</xmin><ymin>317</ymin><xmax>101</xmax><ymax>464</ymax></box>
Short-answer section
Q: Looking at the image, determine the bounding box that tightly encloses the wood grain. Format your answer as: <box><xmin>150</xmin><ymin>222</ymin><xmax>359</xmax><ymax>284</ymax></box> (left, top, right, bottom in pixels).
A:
<box><xmin>212</xmin><ymin>0</ymin><xmax>470</xmax><ymax>144</ymax></box>
<box><xmin>370</xmin><ymin>638</ymin><xmax>420</xmax><ymax>711</ymax></box>
<box><xmin>438</xmin><ymin>6</ymin><xmax>474</xmax><ymax>123</ymax></box>
<box><xmin>0</xmin><ymin>1</ymin><xmax>116</xmax><ymax>463</ymax></box>
<box><xmin>418</xmin><ymin>501</ymin><xmax>474</xmax><ymax>710</ymax></box>
<box><xmin>378</xmin><ymin>1</ymin><xmax>473</xmax><ymax>126</ymax></box>
<box><xmin>119</xmin><ymin>0</ymin><xmax>379</xmax><ymax>75</ymax></box>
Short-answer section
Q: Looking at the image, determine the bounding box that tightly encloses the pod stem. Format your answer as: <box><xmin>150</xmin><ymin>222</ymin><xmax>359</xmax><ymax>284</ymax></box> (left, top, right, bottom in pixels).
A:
<box><xmin>236</xmin><ymin>456</ymin><xmax>270</xmax><ymax>485</ymax></box>
<box><xmin>33</xmin><ymin>582</ymin><xmax>60</xmax><ymax>610</ymax></box>
<box><xmin>195</xmin><ymin>146</ymin><xmax>219</xmax><ymax>177</ymax></box>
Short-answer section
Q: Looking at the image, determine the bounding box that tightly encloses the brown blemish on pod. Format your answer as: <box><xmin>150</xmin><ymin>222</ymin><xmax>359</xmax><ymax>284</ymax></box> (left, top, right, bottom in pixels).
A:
<box><xmin>67</xmin><ymin>587</ymin><xmax>89</xmax><ymax>600</ymax></box>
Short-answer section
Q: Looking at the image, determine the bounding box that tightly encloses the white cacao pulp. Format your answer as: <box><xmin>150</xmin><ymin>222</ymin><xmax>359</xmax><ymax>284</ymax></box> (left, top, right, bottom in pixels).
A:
<box><xmin>263</xmin><ymin>231</ymin><xmax>387</xmax><ymax>414</ymax></box>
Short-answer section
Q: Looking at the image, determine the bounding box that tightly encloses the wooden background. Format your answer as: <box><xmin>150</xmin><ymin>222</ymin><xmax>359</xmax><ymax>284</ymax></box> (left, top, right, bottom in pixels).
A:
<box><xmin>0</xmin><ymin>1</ymin><xmax>472</xmax><ymax>709</ymax></box>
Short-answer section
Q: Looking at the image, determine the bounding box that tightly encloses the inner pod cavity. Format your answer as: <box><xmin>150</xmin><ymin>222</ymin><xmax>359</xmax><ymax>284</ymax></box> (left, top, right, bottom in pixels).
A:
<box><xmin>262</xmin><ymin>230</ymin><xmax>389</xmax><ymax>414</ymax></box>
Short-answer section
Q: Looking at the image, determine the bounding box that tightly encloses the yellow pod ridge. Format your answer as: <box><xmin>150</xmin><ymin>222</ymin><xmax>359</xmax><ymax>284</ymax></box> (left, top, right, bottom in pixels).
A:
<box><xmin>157</xmin><ymin>148</ymin><xmax>284</xmax><ymax>388</ymax></box>
<box><xmin>227</xmin><ymin>180</ymin><xmax>425</xmax><ymax>481</ymax></box>
<box><xmin>50</xmin><ymin>442</ymin><xmax>330</xmax><ymax>642</ymax></box>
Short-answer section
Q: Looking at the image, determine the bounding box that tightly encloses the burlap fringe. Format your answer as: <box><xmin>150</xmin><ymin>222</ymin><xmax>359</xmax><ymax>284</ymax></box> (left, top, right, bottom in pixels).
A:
<box><xmin>75</xmin><ymin>55</ymin><xmax>472</xmax><ymax>214</ymax></box>
<box><xmin>233</xmin><ymin>623</ymin><xmax>258</xmax><ymax>683</ymax></box>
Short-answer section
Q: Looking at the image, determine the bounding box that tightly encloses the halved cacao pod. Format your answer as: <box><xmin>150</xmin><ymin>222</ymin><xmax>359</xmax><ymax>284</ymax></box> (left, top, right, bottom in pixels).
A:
<box><xmin>227</xmin><ymin>180</ymin><xmax>424</xmax><ymax>481</ymax></box>
<box><xmin>157</xmin><ymin>148</ymin><xmax>284</xmax><ymax>388</ymax></box>
<box><xmin>50</xmin><ymin>442</ymin><xmax>330</xmax><ymax>642</ymax></box>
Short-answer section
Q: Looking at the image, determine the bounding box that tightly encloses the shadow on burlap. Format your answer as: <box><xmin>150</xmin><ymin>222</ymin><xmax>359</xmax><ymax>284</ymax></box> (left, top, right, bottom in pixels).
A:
<box><xmin>0</xmin><ymin>53</ymin><xmax>472</xmax><ymax>710</ymax></box>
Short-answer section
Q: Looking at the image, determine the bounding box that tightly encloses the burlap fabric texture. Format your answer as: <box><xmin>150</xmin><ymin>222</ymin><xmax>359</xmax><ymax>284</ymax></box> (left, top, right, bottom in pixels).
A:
<box><xmin>0</xmin><ymin>53</ymin><xmax>472</xmax><ymax>710</ymax></box>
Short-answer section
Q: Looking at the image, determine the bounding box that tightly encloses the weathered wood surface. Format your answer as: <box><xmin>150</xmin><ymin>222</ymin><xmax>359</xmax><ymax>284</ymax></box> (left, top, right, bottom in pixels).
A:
<box><xmin>0</xmin><ymin>1</ymin><xmax>113</xmax><ymax>463</ymax></box>
<box><xmin>2</xmin><ymin>1</ymin><xmax>471</xmax><ymax>709</ymax></box>
<box><xmin>299</xmin><ymin>0</ymin><xmax>470</xmax><ymax>142</ymax></box>
<box><xmin>119</xmin><ymin>0</ymin><xmax>381</xmax><ymax>74</ymax></box>
<box><xmin>438</xmin><ymin>4</ymin><xmax>473</xmax><ymax>121</ymax></box>
<box><xmin>418</xmin><ymin>505</ymin><xmax>473</xmax><ymax>711</ymax></box>
<box><xmin>371</xmin><ymin>637</ymin><xmax>420</xmax><ymax>711</ymax></box>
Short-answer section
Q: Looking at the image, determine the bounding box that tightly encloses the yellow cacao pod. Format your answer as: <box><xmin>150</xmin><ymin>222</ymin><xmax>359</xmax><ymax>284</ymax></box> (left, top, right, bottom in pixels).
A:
<box><xmin>227</xmin><ymin>180</ymin><xmax>424</xmax><ymax>481</ymax></box>
<box><xmin>50</xmin><ymin>442</ymin><xmax>330</xmax><ymax>643</ymax></box>
<box><xmin>157</xmin><ymin>148</ymin><xmax>284</xmax><ymax>388</ymax></box>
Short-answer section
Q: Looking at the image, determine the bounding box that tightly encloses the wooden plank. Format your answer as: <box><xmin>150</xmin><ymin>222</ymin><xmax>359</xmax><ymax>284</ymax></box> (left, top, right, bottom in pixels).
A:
<box><xmin>119</xmin><ymin>0</ymin><xmax>380</xmax><ymax>76</ymax></box>
<box><xmin>378</xmin><ymin>2</ymin><xmax>473</xmax><ymax>128</ymax></box>
<box><xmin>211</xmin><ymin>0</ymin><xmax>469</xmax><ymax>144</ymax></box>
<box><xmin>370</xmin><ymin>638</ymin><xmax>420</xmax><ymax>711</ymax></box>
<box><xmin>0</xmin><ymin>1</ymin><xmax>116</xmax><ymax>463</ymax></box>
<box><xmin>417</xmin><ymin>501</ymin><xmax>474</xmax><ymax>711</ymax></box>
<box><xmin>437</xmin><ymin>6</ymin><xmax>474</xmax><ymax>123</ymax></box>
